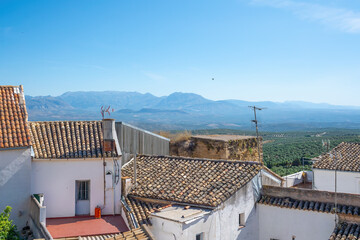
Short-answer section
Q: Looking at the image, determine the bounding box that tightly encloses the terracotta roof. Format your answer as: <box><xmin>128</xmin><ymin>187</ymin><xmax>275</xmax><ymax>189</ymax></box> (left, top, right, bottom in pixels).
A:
<box><xmin>122</xmin><ymin>155</ymin><xmax>262</xmax><ymax>207</ymax></box>
<box><xmin>30</xmin><ymin>121</ymin><xmax>117</xmax><ymax>159</ymax></box>
<box><xmin>330</xmin><ymin>222</ymin><xmax>360</xmax><ymax>240</ymax></box>
<box><xmin>0</xmin><ymin>85</ymin><xmax>31</xmax><ymax>149</ymax></box>
<box><xmin>123</xmin><ymin>196</ymin><xmax>167</xmax><ymax>229</ymax></box>
<box><xmin>258</xmin><ymin>195</ymin><xmax>360</xmax><ymax>216</ymax></box>
<box><xmin>104</xmin><ymin>228</ymin><xmax>150</xmax><ymax>240</ymax></box>
<box><xmin>313</xmin><ymin>142</ymin><xmax>360</xmax><ymax>172</ymax></box>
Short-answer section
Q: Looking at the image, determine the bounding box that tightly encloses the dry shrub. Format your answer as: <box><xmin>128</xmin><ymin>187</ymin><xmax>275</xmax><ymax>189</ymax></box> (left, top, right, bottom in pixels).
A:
<box><xmin>157</xmin><ymin>130</ymin><xmax>192</xmax><ymax>142</ymax></box>
<box><xmin>173</xmin><ymin>130</ymin><xmax>192</xmax><ymax>142</ymax></box>
<box><xmin>158</xmin><ymin>131</ymin><xmax>171</xmax><ymax>139</ymax></box>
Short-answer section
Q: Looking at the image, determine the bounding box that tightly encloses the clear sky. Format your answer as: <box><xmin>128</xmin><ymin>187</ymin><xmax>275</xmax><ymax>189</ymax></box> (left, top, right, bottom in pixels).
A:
<box><xmin>1</xmin><ymin>0</ymin><xmax>360</xmax><ymax>105</ymax></box>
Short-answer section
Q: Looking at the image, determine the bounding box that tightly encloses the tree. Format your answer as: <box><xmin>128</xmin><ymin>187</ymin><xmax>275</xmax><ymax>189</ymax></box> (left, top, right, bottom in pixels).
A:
<box><xmin>0</xmin><ymin>206</ymin><xmax>20</xmax><ymax>240</ymax></box>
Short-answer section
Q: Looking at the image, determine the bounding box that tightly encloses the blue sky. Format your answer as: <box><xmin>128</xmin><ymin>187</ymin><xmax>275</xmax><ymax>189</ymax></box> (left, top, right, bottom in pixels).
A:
<box><xmin>1</xmin><ymin>0</ymin><xmax>360</xmax><ymax>105</ymax></box>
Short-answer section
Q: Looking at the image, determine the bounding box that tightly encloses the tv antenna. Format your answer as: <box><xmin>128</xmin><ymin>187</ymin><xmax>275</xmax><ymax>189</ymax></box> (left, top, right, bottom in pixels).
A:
<box><xmin>249</xmin><ymin>106</ymin><xmax>266</xmax><ymax>163</ymax></box>
<box><xmin>100</xmin><ymin>106</ymin><xmax>114</xmax><ymax>119</ymax></box>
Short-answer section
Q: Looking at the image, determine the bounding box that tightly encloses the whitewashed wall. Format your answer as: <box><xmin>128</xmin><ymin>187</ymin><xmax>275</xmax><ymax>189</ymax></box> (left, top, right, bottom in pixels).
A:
<box><xmin>149</xmin><ymin>174</ymin><xmax>260</xmax><ymax>240</ymax></box>
<box><xmin>31</xmin><ymin>158</ymin><xmax>121</xmax><ymax>218</ymax></box>
<box><xmin>313</xmin><ymin>169</ymin><xmax>360</xmax><ymax>194</ymax></box>
<box><xmin>0</xmin><ymin>148</ymin><xmax>31</xmax><ymax>228</ymax></box>
<box><xmin>258</xmin><ymin>204</ymin><xmax>335</xmax><ymax>240</ymax></box>
<box><xmin>261</xmin><ymin>169</ymin><xmax>283</xmax><ymax>187</ymax></box>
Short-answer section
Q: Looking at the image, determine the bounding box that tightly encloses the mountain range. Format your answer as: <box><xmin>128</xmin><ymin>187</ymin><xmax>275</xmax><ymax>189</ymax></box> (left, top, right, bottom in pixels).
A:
<box><xmin>25</xmin><ymin>91</ymin><xmax>360</xmax><ymax>131</ymax></box>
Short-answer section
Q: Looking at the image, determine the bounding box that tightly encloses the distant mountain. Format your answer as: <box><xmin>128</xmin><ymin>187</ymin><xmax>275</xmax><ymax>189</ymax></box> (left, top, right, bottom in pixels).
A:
<box><xmin>25</xmin><ymin>91</ymin><xmax>360</xmax><ymax>131</ymax></box>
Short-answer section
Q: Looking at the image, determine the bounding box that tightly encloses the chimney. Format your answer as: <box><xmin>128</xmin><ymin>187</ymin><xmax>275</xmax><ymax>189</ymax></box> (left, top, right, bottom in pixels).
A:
<box><xmin>121</xmin><ymin>177</ymin><xmax>133</xmax><ymax>196</ymax></box>
<box><xmin>102</xmin><ymin>119</ymin><xmax>121</xmax><ymax>156</ymax></box>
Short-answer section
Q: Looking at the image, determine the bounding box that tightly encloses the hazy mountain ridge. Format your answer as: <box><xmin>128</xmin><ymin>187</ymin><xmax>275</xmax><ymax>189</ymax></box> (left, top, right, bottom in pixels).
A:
<box><xmin>26</xmin><ymin>91</ymin><xmax>360</xmax><ymax>131</ymax></box>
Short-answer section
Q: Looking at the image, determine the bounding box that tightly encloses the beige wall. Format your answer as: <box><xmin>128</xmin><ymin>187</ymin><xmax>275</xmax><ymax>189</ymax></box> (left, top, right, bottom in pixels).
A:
<box><xmin>171</xmin><ymin>137</ymin><xmax>261</xmax><ymax>162</ymax></box>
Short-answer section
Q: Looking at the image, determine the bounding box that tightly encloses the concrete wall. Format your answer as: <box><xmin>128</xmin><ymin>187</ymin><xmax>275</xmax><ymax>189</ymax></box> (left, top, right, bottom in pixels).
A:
<box><xmin>31</xmin><ymin>158</ymin><xmax>121</xmax><ymax>218</ymax></box>
<box><xmin>258</xmin><ymin>204</ymin><xmax>335</xmax><ymax>240</ymax></box>
<box><xmin>261</xmin><ymin>169</ymin><xmax>283</xmax><ymax>187</ymax></box>
<box><xmin>313</xmin><ymin>169</ymin><xmax>360</xmax><ymax>194</ymax></box>
<box><xmin>0</xmin><ymin>148</ymin><xmax>31</xmax><ymax>228</ymax></box>
<box><xmin>149</xmin><ymin>175</ymin><xmax>260</xmax><ymax>240</ymax></box>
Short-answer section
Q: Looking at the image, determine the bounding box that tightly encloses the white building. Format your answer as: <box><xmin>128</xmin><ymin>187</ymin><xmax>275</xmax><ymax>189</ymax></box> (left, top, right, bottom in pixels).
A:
<box><xmin>30</xmin><ymin>119</ymin><xmax>122</xmax><ymax>217</ymax></box>
<box><xmin>312</xmin><ymin>142</ymin><xmax>360</xmax><ymax>194</ymax></box>
<box><xmin>120</xmin><ymin>155</ymin><xmax>284</xmax><ymax>240</ymax></box>
<box><xmin>258</xmin><ymin>185</ymin><xmax>360</xmax><ymax>240</ymax></box>
<box><xmin>0</xmin><ymin>85</ymin><xmax>32</xmax><ymax>229</ymax></box>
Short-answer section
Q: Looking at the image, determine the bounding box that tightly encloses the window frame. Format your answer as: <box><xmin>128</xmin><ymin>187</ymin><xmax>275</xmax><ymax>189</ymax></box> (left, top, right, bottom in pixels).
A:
<box><xmin>238</xmin><ymin>213</ymin><xmax>246</xmax><ymax>229</ymax></box>
<box><xmin>195</xmin><ymin>232</ymin><xmax>204</xmax><ymax>240</ymax></box>
<box><xmin>77</xmin><ymin>180</ymin><xmax>90</xmax><ymax>201</ymax></box>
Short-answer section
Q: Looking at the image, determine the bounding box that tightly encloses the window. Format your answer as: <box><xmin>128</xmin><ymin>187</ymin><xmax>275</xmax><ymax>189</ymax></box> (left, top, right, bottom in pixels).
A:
<box><xmin>195</xmin><ymin>233</ymin><xmax>204</xmax><ymax>240</ymax></box>
<box><xmin>78</xmin><ymin>181</ymin><xmax>89</xmax><ymax>200</ymax></box>
<box><xmin>239</xmin><ymin>213</ymin><xmax>245</xmax><ymax>228</ymax></box>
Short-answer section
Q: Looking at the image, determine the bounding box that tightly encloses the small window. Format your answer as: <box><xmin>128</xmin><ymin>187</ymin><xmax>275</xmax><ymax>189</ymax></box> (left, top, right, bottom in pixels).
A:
<box><xmin>78</xmin><ymin>181</ymin><xmax>89</xmax><ymax>200</ymax></box>
<box><xmin>239</xmin><ymin>213</ymin><xmax>245</xmax><ymax>228</ymax></box>
<box><xmin>196</xmin><ymin>233</ymin><xmax>204</xmax><ymax>240</ymax></box>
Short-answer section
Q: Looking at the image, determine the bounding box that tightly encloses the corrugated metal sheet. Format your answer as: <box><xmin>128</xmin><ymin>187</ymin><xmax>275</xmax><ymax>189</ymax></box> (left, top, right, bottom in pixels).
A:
<box><xmin>115</xmin><ymin>122</ymin><xmax>169</xmax><ymax>164</ymax></box>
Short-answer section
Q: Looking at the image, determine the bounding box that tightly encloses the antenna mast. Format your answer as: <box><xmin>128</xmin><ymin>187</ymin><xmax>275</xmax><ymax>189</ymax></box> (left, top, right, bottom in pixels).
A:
<box><xmin>249</xmin><ymin>106</ymin><xmax>265</xmax><ymax>163</ymax></box>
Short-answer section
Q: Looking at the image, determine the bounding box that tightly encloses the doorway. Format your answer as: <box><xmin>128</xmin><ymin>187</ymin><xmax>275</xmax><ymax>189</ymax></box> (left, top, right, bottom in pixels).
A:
<box><xmin>75</xmin><ymin>180</ymin><xmax>90</xmax><ymax>215</ymax></box>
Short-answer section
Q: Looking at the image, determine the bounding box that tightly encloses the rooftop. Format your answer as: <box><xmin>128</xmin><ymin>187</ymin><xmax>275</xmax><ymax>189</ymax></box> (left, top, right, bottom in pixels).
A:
<box><xmin>313</xmin><ymin>142</ymin><xmax>360</xmax><ymax>172</ymax></box>
<box><xmin>122</xmin><ymin>155</ymin><xmax>262</xmax><ymax>207</ymax></box>
<box><xmin>193</xmin><ymin>134</ymin><xmax>256</xmax><ymax>141</ymax></box>
<box><xmin>330</xmin><ymin>222</ymin><xmax>360</xmax><ymax>240</ymax></box>
<box><xmin>150</xmin><ymin>205</ymin><xmax>210</xmax><ymax>223</ymax></box>
<box><xmin>30</xmin><ymin>121</ymin><xmax>118</xmax><ymax>159</ymax></box>
<box><xmin>46</xmin><ymin>215</ymin><xmax>128</xmax><ymax>239</ymax></box>
<box><xmin>0</xmin><ymin>85</ymin><xmax>31</xmax><ymax>149</ymax></box>
<box><xmin>258</xmin><ymin>195</ymin><xmax>360</xmax><ymax>215</ymax></box>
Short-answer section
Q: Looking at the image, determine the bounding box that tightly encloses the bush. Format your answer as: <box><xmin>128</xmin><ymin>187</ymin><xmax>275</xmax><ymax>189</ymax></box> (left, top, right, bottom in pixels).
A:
<box><xmin>0</xmin><ymin>206</ymin><xmax>20</xmax><ymax>240</ymax></box>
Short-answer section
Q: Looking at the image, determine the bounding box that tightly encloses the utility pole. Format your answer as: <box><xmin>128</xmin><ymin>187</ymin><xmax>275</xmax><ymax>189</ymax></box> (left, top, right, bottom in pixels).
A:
<box><xmin>249</xmin><ymin>106</ymin><xmax>265</xmax><ymax>163</ymax></box>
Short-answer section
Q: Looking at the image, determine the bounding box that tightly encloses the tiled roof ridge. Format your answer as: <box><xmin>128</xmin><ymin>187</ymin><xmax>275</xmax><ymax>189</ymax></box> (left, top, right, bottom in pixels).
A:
<box><xmin>258</xmin><ymin>195</ymin><xmax>360</xmax><ymax>216</ymax></box>
<box><xmin>136</xmin><ymin>154</ymin><xmax>263</xmax><ymax>165</ymax></box>
<box><xmin>330</xmin><ymin>222</ymin><xmax>360</xmax><ymax>240</ymax></box>
<box><xmin>30</xmin><ymin>120</ymin><xmax>101</xmax><ymax>123</ymax></box>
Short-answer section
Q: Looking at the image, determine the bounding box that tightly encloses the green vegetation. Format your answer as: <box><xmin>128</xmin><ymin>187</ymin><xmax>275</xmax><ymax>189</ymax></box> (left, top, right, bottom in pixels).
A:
<box><xmin>0</xmin><ymin>206</ymin><xmax>20</xmax><ymax>240</ymax></box>
<box><xmin>262</xmin><ymin>130</ymin><xmax>360</xmax><ymax>176</ymax></box>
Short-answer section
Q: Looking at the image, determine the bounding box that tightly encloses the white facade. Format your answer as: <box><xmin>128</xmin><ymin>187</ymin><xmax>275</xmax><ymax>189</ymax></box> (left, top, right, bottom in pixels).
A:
<box><xmin>313</xmin><ymin>169</ymin><xmax>360</xmax><ymax>194</ymax></box>
<box><xmin>31</xmin><ymin>158</ymin><xmax>121</xmax><ymax>218</ymax></box>
<box><xmin>258</xmin><ymin>204</ymin><xmax>335</xmax><ymax>240</ymax></box>
<box><xmin>0</xmin><ymin>148</ymin><xmax>32</xmax><ymax>228</ymax></box>
<box><xmin>149</xmin><ymin>174</ymin><xmax>261</xmax><ymax>240</ymax></box>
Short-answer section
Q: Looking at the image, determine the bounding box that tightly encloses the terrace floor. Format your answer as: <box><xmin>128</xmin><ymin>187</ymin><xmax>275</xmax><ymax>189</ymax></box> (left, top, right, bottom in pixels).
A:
<box><xmin>46</xmin><ymin>215</ymin><xmax>129</xmax><ymax>239</ymax></box>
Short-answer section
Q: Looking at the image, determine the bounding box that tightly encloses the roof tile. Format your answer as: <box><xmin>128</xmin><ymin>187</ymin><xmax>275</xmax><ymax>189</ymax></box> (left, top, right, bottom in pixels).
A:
<box><xmin>0</xmin><ymin>85</ymin><xmax>31</xmax><ymax>149</ymax></box>
<box><xmin>122</xmin><ymin>155</ymin><xmax>262</xmax><ymax>207</ymax></box>
<box><xmin>313</xmin><ymin>142</ymin><xmax>360</xmax><ymax>172</ymax></box>
<box><xmin>30</xmin><ymin>121</ymin><xmax>117</xmax><ymax>159</ymax></box>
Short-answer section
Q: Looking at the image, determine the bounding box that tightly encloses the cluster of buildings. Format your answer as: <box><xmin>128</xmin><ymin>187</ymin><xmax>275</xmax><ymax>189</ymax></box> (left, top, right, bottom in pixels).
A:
<box><xmin>1</xmin><ymin>84</ymin><xmax>360</xmax><ymax>240</ymax></box>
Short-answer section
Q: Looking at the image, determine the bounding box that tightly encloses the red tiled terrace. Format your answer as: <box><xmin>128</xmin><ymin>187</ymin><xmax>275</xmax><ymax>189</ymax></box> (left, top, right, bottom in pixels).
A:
<box><xmin>46</xmin><ymin>215</ymin><xmax>129</xmax><ymax>239</ymax></box>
